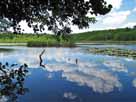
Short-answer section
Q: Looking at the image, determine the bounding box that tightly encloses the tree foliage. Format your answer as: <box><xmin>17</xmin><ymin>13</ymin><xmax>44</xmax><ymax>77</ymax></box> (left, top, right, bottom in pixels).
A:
<box><xmin>133</xmin><ymin>25</ymin><xmax>136</xmax><ymax>29</ymax></box>
<box><xmin>0</xmin><ymin>0</ymin><xmax>112</xmax><ymax>34</ymax></box>
<box><xmin>0</xmin><ymin>62</ymin><xmax>29</xmax><ymax>101</ymax></box>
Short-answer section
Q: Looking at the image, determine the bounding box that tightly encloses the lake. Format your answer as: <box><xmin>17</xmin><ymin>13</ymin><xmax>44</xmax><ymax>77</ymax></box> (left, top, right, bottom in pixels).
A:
<box><xmin>0</xmin><ymin>45</ymin><xmax>136</xmax><ymax>102</ymax></box>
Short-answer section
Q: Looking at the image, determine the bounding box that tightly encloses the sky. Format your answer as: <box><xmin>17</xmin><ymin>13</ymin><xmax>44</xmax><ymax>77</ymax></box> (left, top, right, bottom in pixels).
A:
<box><xmin>13</xmin><ymin>0</ymin><xmax>136</xmax><ymax>33</ymax></box>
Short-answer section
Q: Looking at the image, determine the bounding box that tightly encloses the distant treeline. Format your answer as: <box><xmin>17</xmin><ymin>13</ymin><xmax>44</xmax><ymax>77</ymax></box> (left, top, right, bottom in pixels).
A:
<box><xmin>72</xmin><ymin>28</ymin><xmax>136</xmax><ymax>42</ymax></box>
<box><xmin>0</xmin><ymin>28</ymin><xmax>136</xmax><ymax>46</ymax></box>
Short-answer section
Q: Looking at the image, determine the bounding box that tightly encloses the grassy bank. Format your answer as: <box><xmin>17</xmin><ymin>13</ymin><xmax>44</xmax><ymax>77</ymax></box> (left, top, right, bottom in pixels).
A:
<box><xmin>0</xmin><ymin>33</ymin><xmax>74</xmax><ymax>47</ymax></box>
<box><xmin>0</xmin><ymin>28</ymin><xmax>136</xmax><ymax>47</ymax></box>
<box><xmin>0</xmin><ymin>33</ymin><xmax>56</xmax><ymax>43</ymax></box>
<box><xmin>72</xmin><ymin>28</ymin><xmax>136</xmax><ymax>43</ymax></box>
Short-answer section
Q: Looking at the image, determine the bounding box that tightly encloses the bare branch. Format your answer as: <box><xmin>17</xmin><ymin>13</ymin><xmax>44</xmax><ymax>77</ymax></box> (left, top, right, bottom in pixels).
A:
<box><xmin>39</xmin><ymin>49</ymin><xmax>46</xmax><ymax>68</ymax></box>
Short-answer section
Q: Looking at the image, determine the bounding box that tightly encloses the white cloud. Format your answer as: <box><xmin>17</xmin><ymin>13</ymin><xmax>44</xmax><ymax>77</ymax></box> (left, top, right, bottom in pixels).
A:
<box><xmin>71</xmin><ymin>0</ymin><xmax>132</xmax><ymax>32</ymax></box>
<box><xmin>102</xmin><ymin>10</ymin><xmax>131</xmax><ymax>26</ymax></box>
<box><xmin>122</xmin><ymin>22</ymin><xmax>136</xmax><ymax>28</ymax></box>
<box><xmin>85</xmin><ymin>0</ymin><xmax>123</xmax><ymax>10</ymax></box>
<box><xmin>19</xmin><ymin>21</ymin><xmax>34</xmax><ymax>33</ymax></box>
<box><xmin>105</xmin><ymin>0</ymin><xmax>123</xmax><ymax>10</ymax></box>
<box><xmin>9</xmin><ymin>20</ymin><xmax>53</xmax><ymax>34</ymax></box>
<box><xmin>9</xmin><ymin>21</ymin><xmax>34</xmax><ymax>33</ymax></box>
<box><xmin>133</xmin><ymin>7</ymin><xmax>136</xmax><ymax>12</ymax></box>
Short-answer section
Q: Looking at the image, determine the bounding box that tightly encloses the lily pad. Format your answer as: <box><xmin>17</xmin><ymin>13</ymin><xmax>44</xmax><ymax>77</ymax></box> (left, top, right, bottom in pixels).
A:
<box><xmin>88</xmin><ymin>47</ymin><xmax>136</xmax><ymax>59</ymax></box>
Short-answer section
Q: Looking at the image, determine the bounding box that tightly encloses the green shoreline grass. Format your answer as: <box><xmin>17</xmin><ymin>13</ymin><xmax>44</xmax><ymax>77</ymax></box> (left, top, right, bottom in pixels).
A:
<box><xmin>0</xmin><ymin>28</ymin><xmax>136</xmax><ymax>47</ymax></box>
<box><xmin>0</xmin><ymin>34</ymin><xmax>74</xmax><ymax>47</ymax></box>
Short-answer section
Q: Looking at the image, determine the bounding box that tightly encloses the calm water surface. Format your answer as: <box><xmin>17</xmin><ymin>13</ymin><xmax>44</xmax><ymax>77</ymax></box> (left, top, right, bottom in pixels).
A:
<box><xmin>0</xmin><ymin>45</ymin><xmax>136</xmax><ymax>102</ymax></box>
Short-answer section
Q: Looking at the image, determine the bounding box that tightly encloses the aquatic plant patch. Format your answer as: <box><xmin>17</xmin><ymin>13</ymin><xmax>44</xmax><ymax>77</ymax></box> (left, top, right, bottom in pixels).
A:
<box><xmin>89</xmin><ymin>48</ymin><xmax>136</xmax><ymax>59</ymax></box>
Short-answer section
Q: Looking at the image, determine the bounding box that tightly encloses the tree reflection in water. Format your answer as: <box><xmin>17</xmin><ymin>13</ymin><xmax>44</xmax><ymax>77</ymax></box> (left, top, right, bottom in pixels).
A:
<box><xmin>0</xmin><ymin>62</ymin><xmax>29</xmax><ymax>102</ymax></box>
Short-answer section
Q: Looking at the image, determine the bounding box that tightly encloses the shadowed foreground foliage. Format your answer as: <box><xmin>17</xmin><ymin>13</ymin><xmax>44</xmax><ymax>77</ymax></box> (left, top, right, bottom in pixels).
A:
<box><xmin>0</xmin><ymin>63</ymin><xmax>29</xmax><ymax>102</ymax></box>
<box><xmin>0</xmin><ymin>0</ymin><xmax>112</xmax><ymax>34</ymax></box>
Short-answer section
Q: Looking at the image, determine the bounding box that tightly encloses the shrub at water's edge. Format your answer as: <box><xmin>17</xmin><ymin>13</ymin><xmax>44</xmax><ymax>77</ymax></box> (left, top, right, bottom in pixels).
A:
<box><xmin>0</xmin><ymin>48</ymin><xmax>14</xmax><ymax>52</ymax></box>
<box><xmin>27</xmin><ymin>41</ymin><xmax>75</xmax><ymax>47</ymax></box>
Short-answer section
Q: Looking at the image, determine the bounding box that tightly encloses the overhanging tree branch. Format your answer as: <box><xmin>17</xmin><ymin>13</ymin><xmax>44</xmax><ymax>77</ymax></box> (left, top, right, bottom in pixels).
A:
<box><xmin>0</xmin><ymin>0</ymin><xmax>112</xmax><ymax>34</ymax></box>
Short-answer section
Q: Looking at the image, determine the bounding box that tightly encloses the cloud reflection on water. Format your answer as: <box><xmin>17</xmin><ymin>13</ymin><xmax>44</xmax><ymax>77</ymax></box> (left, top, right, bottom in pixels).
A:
<box><xmin>0</xmin><ymin>47</ymin><xmax>129</xmax><ymax>93</ymax></box>
<box><xmin>46</xmin><ymin>63</ymin><xmax>122</xmax><ymax>93</ymax></box>
<box><xmin>103</xmin><ymin>60</ymin><xmax>128</xmax><ymax>72</ymax></box>
<box><xmin>132</xmin><ymin>79</ymin><xmax>136</xmax><ymax>88</ymax></box>
<box><xmin>63</xmin><ymin>92</ymin><xmax>77</xmax><ymax>100</ymax></box>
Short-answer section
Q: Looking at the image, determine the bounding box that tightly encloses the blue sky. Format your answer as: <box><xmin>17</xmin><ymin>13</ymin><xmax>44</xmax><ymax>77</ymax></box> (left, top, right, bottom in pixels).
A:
<box><xmin>71</xmin><ymin>0</ymin><xmax>136</xmax><ymax>33</ymax></box>
<box><xmin>14</xmin><ymin>0</ymin><xmax>136</xmax><ymax>33</ymax></box>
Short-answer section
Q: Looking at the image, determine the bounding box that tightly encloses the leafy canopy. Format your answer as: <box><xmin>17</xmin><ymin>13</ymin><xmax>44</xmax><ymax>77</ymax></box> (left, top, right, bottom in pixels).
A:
<box><xmin>0</xmin><ymin>0</ymin><xmax>112</xmax><ymax>34</ymax></box>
